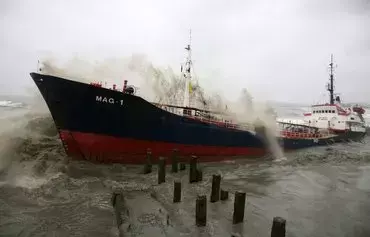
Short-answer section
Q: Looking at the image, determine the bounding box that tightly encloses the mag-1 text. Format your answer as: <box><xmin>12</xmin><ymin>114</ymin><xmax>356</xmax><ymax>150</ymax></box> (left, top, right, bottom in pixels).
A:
<box><xmin>96</xmin><ymin>96</ymin><xmax>124</xmax><ymax>106</ymax></box>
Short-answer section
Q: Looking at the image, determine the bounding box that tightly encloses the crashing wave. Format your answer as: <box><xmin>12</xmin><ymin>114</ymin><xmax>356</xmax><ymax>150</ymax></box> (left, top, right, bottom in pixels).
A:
<box><xmin>0</xmin><ymin>100</ymin><xmax>25</xmax><ymax>108</ymax></box>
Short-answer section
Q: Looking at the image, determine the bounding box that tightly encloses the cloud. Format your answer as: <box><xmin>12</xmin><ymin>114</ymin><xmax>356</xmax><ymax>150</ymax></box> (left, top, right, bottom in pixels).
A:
<box><xmin>1</xmin><ymin>0</ymin><xmax>370</xmax><ymax>103</ymax></box>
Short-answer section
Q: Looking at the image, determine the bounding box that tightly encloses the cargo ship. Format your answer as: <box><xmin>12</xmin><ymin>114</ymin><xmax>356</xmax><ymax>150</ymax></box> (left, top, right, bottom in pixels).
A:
<box><xmin>277</xmin><ymin>55</ymin><xmax>366</xmax><ymax>149</ymax></box>
<box><xmin>31</xmin><ymin>36</ymin><xmax>270</xmax><ymax>164</ymax></box>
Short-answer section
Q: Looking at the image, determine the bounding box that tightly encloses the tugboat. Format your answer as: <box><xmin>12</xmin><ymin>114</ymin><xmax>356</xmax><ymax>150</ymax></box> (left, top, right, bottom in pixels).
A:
<box><xmin>278</xmin><ymin>55</ymin><xmax>366</xmax><ymax>150</ymax></box>
<box><xmin>30</xmin><ymin>32</ymin><xmax>268</xmax><ymax>164</ymax></box>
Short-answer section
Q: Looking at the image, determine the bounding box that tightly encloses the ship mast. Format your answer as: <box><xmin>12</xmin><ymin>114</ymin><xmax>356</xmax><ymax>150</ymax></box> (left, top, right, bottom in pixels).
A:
<box><xmin>182</xmin><ymin>30</ymin><xmax>192</xmax><ymax>107</ymax></box>
<box><xmin>327</xmin><ymin>54</ymin><xmax>335</xmax><ymax>104</ymax></box>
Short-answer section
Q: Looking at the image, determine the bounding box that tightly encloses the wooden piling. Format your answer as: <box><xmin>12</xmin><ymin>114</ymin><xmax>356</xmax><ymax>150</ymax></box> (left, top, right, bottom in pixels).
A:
<box><xmin>271</xmin><ymin>216</ymin><xmax>286</xmax><ymax>237</ymax></box>
<box><xmin>158</xmin><ymin>157</ymin><xmax>166</xmax><ymax>184</ymax></box>
<box><xmin>143</xmin><ymin>149</ymin><xmax>152</xmax><ymax>174</ymax></box>
<box><xmin>173</xmin><ymin>181</ymin><xmax>181</xmax><ymax>203</ymax></box>
<box><xmin>196</xmin><ymin>168</ymin><xmax>203</xmax><ymax>182</ymax></box>
<box><xmin>180</xmin><ymin>163</ymin><xmax>186</xmax><ymax>171</ymax></box>
<box><xmin>232</xmin><ymin>191</ymin><xmax>246</xmax><ymax>224</ymax></box>
<box><xmin>111</xmin><ymin>191</ymin><xmax>125</xmax><ymax>236</ymax></box>
<box><xmin>189</xmin><ymin>156</ymin><xmax>198</xmax><ymax>183</ymax></box>
<box><xmin>220</xmin><ymin>189</ymin><xmax>229</xmax><ymax>200</ymax></box>
<box><xmin>210</xmin><ymin>174</ymin><xmax>221</xmax><ymax>202</ymax></box>
<box><xmin>195</xmin><ymin>195</ymin><xmax>207</xmax><ymax>227</ymax></box>
<box><xmin>171</xmin><ymin>149</ymin><xmax>179</xmax><ymax>173</ymax></box>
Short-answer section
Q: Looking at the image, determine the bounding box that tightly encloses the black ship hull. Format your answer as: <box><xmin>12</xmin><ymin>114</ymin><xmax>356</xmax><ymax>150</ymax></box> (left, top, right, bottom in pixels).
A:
<box><xmin>31</xmin><ymin>72</ymin><xmax>268</xmax><ymax>164</ymax></box>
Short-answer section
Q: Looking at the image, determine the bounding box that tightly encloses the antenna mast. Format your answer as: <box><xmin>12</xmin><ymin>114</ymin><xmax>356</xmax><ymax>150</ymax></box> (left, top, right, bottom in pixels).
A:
<box><xmin>327</xmin><ymin>54</ymin><xmax>335</xmax><ymax>104</ymax></box>
<box><xmin>182</xmin><ymin>29</ymin><xmax>192</xmax><ymax>107</ymax></box>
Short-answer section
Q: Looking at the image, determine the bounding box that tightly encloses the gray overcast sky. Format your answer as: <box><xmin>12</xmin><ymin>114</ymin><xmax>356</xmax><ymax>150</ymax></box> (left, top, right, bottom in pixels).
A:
<box><xmin>1</xmin><ymin>0</ymin><xmax>369</xmax><ymax>104</ymax></box>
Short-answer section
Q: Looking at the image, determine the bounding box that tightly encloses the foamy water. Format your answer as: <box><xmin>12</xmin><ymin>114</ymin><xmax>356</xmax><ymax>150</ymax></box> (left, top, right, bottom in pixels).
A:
<box><xmin>0</xmin><ymin>100</ymin><xmax>24</xmax><ymax>108</ymax></box>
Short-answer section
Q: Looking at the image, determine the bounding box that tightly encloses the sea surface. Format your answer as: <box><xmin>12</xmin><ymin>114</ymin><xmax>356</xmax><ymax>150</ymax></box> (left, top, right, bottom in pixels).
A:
<box><xmin>1</xmin><ymin>95</ymin><xmax>370</xmax><ymax>237</ymax></box>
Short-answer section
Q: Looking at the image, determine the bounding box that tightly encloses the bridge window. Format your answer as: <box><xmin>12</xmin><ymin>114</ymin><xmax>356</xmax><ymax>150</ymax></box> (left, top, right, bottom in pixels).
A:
<box><xmin>183</xmin><ymin>109</ymin><xmax>192</xmax><ymax>116</ymax></box>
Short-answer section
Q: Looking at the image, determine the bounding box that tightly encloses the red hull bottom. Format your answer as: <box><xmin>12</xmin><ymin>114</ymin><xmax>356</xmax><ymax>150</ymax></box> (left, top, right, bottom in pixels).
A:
<box><xmin>59</xmin><ymin>130</ymin><xmax>267</xmax><ymax>164</ymax></box>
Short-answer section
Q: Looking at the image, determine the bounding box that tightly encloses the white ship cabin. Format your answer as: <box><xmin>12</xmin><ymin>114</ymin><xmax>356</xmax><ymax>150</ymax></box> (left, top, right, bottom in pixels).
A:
<box><xmin>303</xmin><ymin>103</ymin><xmax>366</xmax><ymax>133</ymax></box>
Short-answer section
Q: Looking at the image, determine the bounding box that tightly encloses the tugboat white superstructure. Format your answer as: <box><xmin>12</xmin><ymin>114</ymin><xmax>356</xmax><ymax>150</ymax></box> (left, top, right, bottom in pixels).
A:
<box><xmin>276</xmin><ymin>55</ymin><xmax>366</xmax><ymax>151</ymax></box>
<box><xmin>302</xmin><ymin>55</ymin><xmax>366</xmax><ymax>140</ymax></box>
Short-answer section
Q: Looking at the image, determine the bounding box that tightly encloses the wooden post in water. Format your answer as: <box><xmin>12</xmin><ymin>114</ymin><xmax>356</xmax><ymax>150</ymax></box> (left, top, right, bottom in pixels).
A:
<box><xmin>232</xmin><ymin>191</ymin><xmax>246</xmax><ymax>224</ymax></box>
<box><xmin>111</xmin><ymin>191</ymin><xmax>126</xmax><ymax>237</ymax></box>
<box><xmin>171</xmin><ymin>149</ymin><xmax>179</xmax><ymax>173</ymax></box>
<box><xmin>189</xmin><ymin>156</ymin><xmax>198</xmax><ymax>183</ymax></box>
<box><xmin>210</xmin><ymin>174</ymin><xmax>221</xmax><ymax>202</ymax></box>
<box><xmin>173</xmin><ymin>181</ymin><xmax>181</xmax><ymax>203</ymax></box>
<box><xmin>195</xmin><ymin>195</ymin><xmax>207</xmax><ymax>227</ymax></box>
<box><xmin>271</xmin><ymin>216</ymin><xmax>286</xmax><ymax>237</ymax></box>
<box><xmin>220</xmin><ymin>189</ymin><xmax>229</xmax><ymax>200</ymax></box>
<box><xmin>180</xmin><ymin>163</ymin><xmax>186</xmax><ymax>171</ymax></box>
<box><xmin>158</xmin><ymin>157</ymin><xmax>166</xmax><ymax>184</ymax></box>
<box><xmin>143</xmin><ymin>149</ymin><xmax>152</xmax><ymax>174</ymax></box>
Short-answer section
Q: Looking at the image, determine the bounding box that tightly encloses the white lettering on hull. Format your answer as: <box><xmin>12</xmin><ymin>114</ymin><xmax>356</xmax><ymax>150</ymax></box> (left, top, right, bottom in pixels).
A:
<box><xmin>96</xmin><ymin>96</ymin><xmax>124</xmax><ymax>106</ymax></box>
